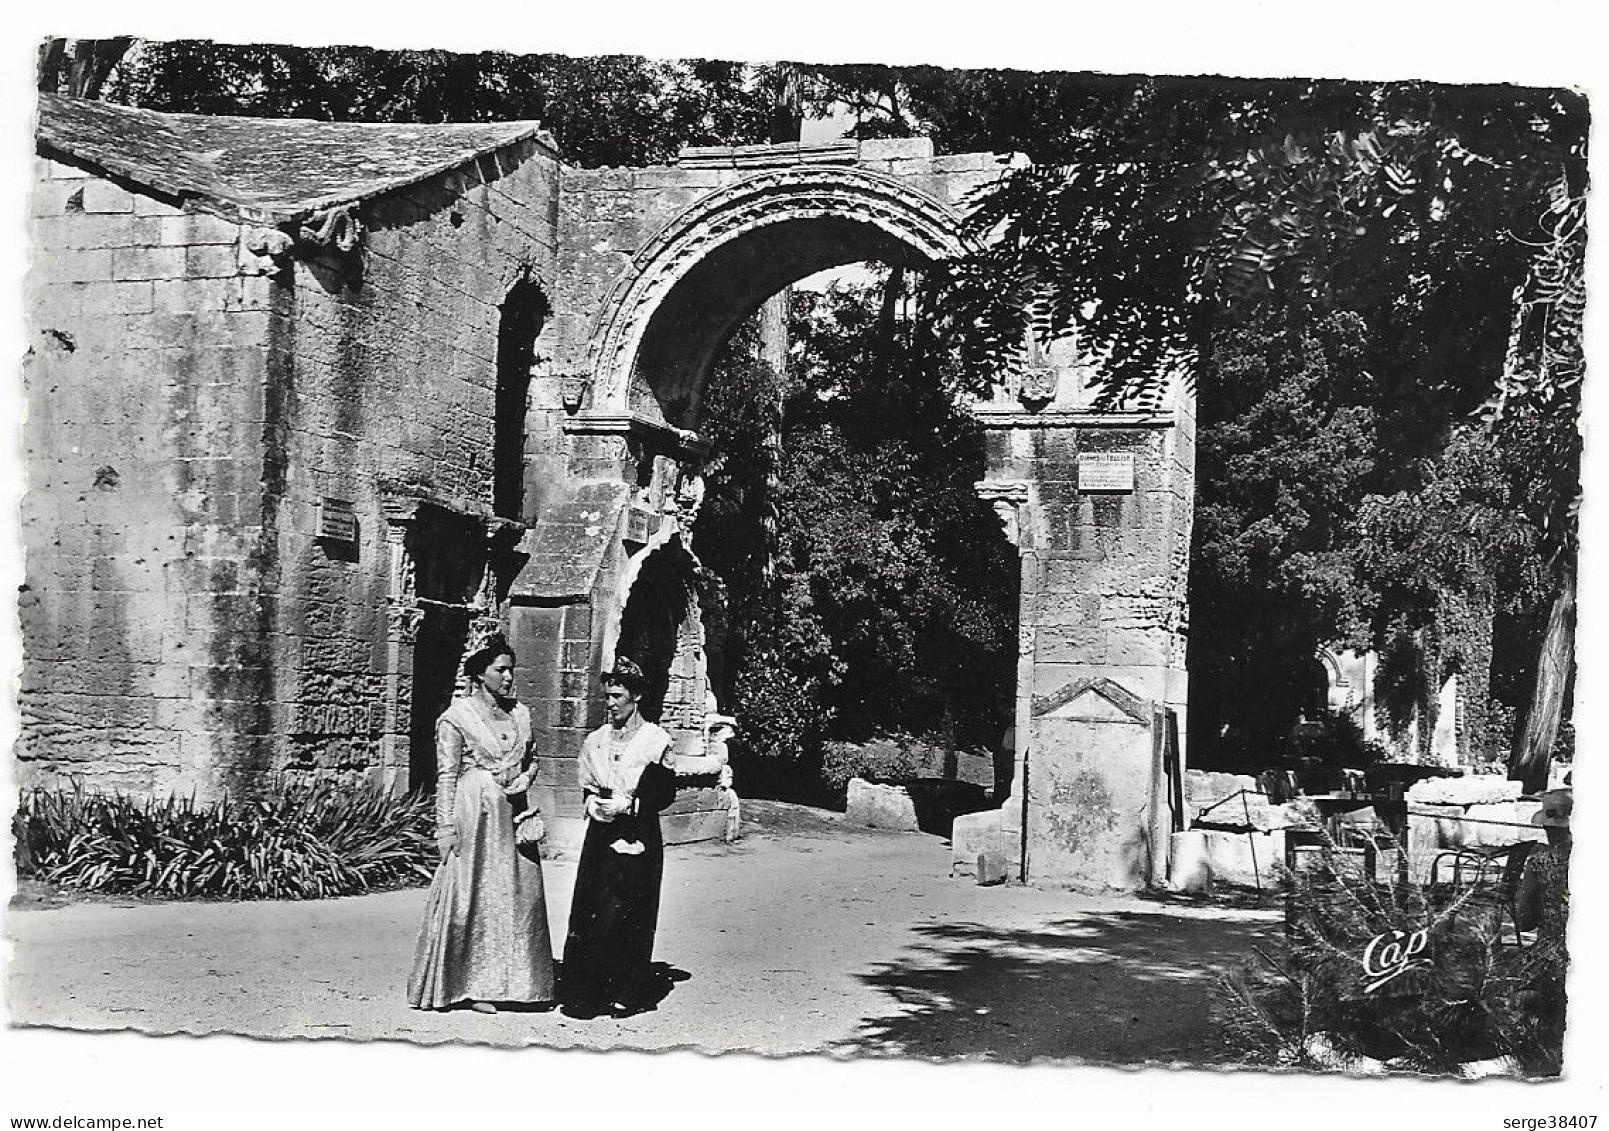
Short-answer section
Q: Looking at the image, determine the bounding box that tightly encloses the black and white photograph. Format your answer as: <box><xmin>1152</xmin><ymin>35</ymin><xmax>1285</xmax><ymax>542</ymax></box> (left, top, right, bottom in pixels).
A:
<box><xmin>2</xmin><ymin>5</ymin><xmax>1604</xmax><ymax>1126</ymax></box>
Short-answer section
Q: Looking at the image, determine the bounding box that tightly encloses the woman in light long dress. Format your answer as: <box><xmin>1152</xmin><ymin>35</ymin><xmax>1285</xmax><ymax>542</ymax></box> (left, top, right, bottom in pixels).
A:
<box><xmin>408</xmin><ymin>633</ymin><xmax>555</xmax><ymax>1012</ymax></box>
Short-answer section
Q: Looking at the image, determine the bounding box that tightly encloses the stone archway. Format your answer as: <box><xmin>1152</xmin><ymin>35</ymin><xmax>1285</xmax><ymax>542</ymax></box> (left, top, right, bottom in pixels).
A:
<box><xmin>582</xmin><ymin>165</ymin><xmax>967</xmax><ymax>423</ymax></box>
<box><xmin>523</xmin><ymin>141</ymin><xmax>1196</xmax><ymax>887</ymax></box>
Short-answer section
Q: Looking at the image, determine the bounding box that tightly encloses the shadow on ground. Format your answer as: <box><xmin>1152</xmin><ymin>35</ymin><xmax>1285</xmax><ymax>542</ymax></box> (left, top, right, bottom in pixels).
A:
<box><xmin>837</xmin><ymin>909</ymin><xmax>1278</xmax><ymax>1065</ymax></box>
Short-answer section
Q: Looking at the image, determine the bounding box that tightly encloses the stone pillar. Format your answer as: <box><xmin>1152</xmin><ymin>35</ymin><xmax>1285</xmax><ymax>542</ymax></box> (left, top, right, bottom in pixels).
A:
<box><xmin>972</xmin><ymin>479</ymin><xmax>1035</xmax><ymax>880</ymax></box>
<box><xmin>973</xmin><ymin>375</ymin><xmax>1195</xmax><ymax>890</ymax></box>
<box><xmin>377</xmin><ymin>498</ymin><xmax>422</xmax><ymax>795</ymax></box>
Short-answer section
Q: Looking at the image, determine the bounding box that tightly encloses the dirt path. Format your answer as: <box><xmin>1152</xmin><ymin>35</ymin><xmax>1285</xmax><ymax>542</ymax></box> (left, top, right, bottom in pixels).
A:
<box><xmin>5</xmin><ymin>802</ymin><xmax>1279</xmax><ymax>1064</ymax></box>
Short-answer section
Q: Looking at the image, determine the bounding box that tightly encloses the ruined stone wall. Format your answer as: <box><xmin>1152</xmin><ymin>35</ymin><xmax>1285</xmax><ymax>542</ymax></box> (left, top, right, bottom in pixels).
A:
<box><xmin>21</xmin><ymin>158</ymin><xmax>273</xmax><ymax>797</ymax></box>
<box><xmin>264</xmin><ymin>140</ymin><xmax>563</xmax><ymax>793</ymax></box>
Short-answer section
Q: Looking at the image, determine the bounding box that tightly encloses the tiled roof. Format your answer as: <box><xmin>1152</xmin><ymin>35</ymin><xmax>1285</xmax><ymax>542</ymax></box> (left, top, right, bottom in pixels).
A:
<box><xmin>35</xmin><ymin>93</ymin><xmax>554</xmax><ymax>222</ymax></box>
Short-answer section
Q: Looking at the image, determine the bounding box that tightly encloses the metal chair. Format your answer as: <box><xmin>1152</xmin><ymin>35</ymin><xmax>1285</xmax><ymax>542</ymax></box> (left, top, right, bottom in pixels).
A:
<box><xmin>1429</xmin><ymin>841</ymin><xmax>1536</xmax><ymax>948</ymax></box>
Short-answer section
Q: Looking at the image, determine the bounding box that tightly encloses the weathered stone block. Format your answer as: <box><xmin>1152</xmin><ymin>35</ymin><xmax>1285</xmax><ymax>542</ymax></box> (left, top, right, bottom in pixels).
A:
<box><xmin>155</xmin><ymin>212</ymin><xmax>236</xmax><ymax>247</ymax></box>
<box><xmin>860</xmin><ymin>137</ymin><xmax>935</xmax><ymax>160</ymax></box>
<box><xmin>133</xmin><ymin>193</ymin><xmax>185</xmax><ymax>218</ymax></box>
<box><xmin>561</xmin><ymin>603</ymin><xmax>593</xmax><ymax>642</ymax></box>
<box><xmin>1168</xmin><ymin>830</ymin><xmax>1212</xmax><ymax>892</ymax></box>
<box><xmin>663</xmin><ymin>807</ymin><xmax>730</xmax><ymax>845</ymax></box>
<box><xmin>1201</xmin><ymin>829</ymin><xmax>1286</xmax><ymax>889</ymax></box>
<box><xmin>846</xmin><ymin>777</ymin><xmax>920</xmax><ymax>831</ymax></box>
<box><xmin>1027</xmin><ymin>711</ymin><xmax>1160</xmax><ymax>889</ymax></box>
<box><xmin>950</xmin><ymin>807</ymin><xmax>1004</xmax><ymax>877</ymax></box>
<box><xmin>81</xmin><ymin>179</ymin><xmax>136</xmax><ymax>214</ymax></box>
<box><xmin>977</xmin><ymin>851</ymin><xmax>1009</xmax><ymax>885</ymax></box>
<box><xmin>1464</xmin><ymin>802</ymin><xmax>1544</xmax><ymax>848</ymax></box>
<box><xmin>527</xmin><ymin>755</ymin><xmax>575</xmax><ymax>788</ymax></box>
<box><xmin>929</xmin><ymin>152</ymin><xmax>1005</xmax><ymax>174</ymax></box>
<box><xmin>47</xmin><ymin>249</ymin><xmax>114</xmax><ymax>284</ymax></box>
<box><xmin>30</xmin><ymin>180</ymin><xmax>86</xmax><ymax>218</ymax></box>
<box><xmin>112</xmin><ymin>246</ymin><xmax>187</xmax><ymax>282</ymax></box>
<box><xmin>184</xmin><ymin>244</ymin><xmax>240</xmax><ymax>279</ymax></box>
<box><xmin>1183</xmin><ymin>770</ymin><xmax>1289</xmax><ymax>831</ymax></box>
<box><xmin>40</xmin><ymin>157</ymin><xmax>85</xmax><ymax>181</ymax></box>
<box><xmin>1408</xmin><ymin>774</ymin><xmax>1523</xmax><ymax>806</ymax></box>
<box><xmin>1034</xmin><ymin>622</ymin><xmax>1107</xmax><ymax>663</ymax></box>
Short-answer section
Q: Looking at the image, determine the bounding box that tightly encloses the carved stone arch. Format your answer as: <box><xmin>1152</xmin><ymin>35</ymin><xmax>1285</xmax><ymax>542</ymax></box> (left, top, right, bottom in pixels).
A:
<box><xmin>1311</xmin><ymin>646</ymin><xmax>1354</xmax><ymax>715</ymax></box>
<box><xmin>600</xmin><ymin>520</ymin><xmax>710</xmax><ymax>745</ymax></box>
<box><xmin>585</xmin><ymin>167</ymin><xmax>969</xmax><ymax>420</ymax></box>
<box><xmin>1314</xmin><ymin>647</ymin><xmax>1346</xmax><ymax>688</ymax></box>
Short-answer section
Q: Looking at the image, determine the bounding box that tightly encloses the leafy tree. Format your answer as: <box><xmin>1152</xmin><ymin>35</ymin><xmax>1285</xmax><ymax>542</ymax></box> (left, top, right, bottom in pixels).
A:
<box><xmin>1356</xmin><ymin>428</ymin><xmax>1549</xmax><ymax>761</ymax></box>
<box><xmin>37</xmin><ymin>37</ymin><xmax>133</xmax><ymax>98</ymax></box>
<box><xmin>93</xmin><ymin>39</ymin><xmax>773</xmax><ymax>167</ymax></box>
<box><xmin>911</xmin><ymin>72</ymin><xmax>1584</xmax><ymax>769</ymax></box>
<box><xmin>1187</xmin><ymin>308</ymin><xmax>1377</xmax><ymax>766</ymax></box>
<box><xmin>694</xmin><ymin>271</ymin><xmax>1018</xmax><ymax>783</ymax></box>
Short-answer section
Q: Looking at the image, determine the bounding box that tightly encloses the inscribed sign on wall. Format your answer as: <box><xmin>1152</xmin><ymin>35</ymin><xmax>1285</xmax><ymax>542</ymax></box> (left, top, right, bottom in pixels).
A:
<box><xmin>317</xmin><ymin>498</ymin><xmax>358</xmax><ymax>543</ymax></box>
<box><xmin>1077</xmin><ymin>452</ymin><xmax>1134</xmax><ymax>493</ymax></box>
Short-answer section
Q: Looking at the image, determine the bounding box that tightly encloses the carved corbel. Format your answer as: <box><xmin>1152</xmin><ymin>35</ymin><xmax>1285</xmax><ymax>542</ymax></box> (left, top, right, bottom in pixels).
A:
<box><xmin>385</xmin><ymin>603</ymin><xmax>425</xmax><ymax>645</ymax></box>
<box><xmin>380</xmin><ymin>495</ymin><xmax>426</xmax><ymax>603</ymax></box>
<box><xmin>559</xmin><ymin>371</ymin><xmax>591</xmax><ymax>414</ymax></box>
<box><xmin>243</xmin><ymin>205</ymin><xmax>364</xmax><ymax>277</ymax></box>
<box><xmin>483</xmin><ymin>516</ymin><xmax>529</xmax><ymax>611</ymax></box>
<box><xmin>975</xmin><ymin>479</ymin><xmax>1032</xmax><ymax>549</ymax></box>
<box><xmin>299</xmin><ymin>204</ymin><xmax>365</xmax><ymax>255</ymax></box>
<box><xmin>242</xmin><ymin>227</ymin><xmax>295</xmax><ymax>275</ymax></box>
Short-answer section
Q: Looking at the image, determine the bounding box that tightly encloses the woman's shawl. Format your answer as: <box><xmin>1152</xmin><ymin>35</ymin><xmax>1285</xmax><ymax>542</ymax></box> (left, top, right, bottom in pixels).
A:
<box><xmin>440</xmin><ymin>698</ymin><xmax>532</xmax><ymax>783</ymax></box>
<box><xmin>579</xmin><ymin>720</ymin><xmax>673</xmax><ymax>800</ymax></box>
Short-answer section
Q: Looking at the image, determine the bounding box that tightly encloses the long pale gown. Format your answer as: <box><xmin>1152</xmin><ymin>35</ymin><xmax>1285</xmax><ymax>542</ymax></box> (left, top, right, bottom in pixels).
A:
<box><xmin>407</xmin><ymin>697</ymin><xmax>555</xmax><ymax>1009</ymax></box>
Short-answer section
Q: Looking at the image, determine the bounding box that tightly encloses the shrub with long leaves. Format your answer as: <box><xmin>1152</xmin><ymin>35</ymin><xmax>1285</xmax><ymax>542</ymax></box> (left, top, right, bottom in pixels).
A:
<box><xmin>15</xmin><ymin>779</ymin><xmax>436</xmax><ymax>900</ymax></box>
<box><xmin>1215</xmin><ymin>829</ymin><xmax>1567</xmax><ymax>1076</ymax></box>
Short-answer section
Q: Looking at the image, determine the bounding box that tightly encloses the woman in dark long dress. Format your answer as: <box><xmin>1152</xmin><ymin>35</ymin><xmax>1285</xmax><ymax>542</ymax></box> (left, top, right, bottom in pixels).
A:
<box><xmin>561</xmin><ymin>657</ymin><xmax>677</xmax><ymax>1018</ymax></box>
<box><xmin>407</xmin><ymin>634</ymin><xmax>555</xmax><ymax>1012</ymax></box>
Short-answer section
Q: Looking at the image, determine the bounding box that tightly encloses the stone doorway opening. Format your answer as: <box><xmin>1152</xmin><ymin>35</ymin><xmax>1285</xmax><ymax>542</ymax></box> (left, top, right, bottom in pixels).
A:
<box><xmin>613</xmin><ymin>532</ymin><xmax>705</xmax><ymax>745</ymax></box>
<box><xmin>676</xmin><ymin>257</ymin><xmax>1022</xmax><ymax>825</ymax></box>
<box><xmin>409</xmin><ymin>605</ymin><xmax>471</xmax><ymax>790</ymax></box>
<box><xmin>402</xmin><ymin>507</ymin><xmax>488</xmax><ymax>794</ymax></box>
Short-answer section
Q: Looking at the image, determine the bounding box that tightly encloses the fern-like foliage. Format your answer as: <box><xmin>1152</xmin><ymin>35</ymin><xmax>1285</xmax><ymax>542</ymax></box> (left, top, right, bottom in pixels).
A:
<box><xmin>1212</xmin><ymin>830</ymin><xmax>1568</xmax><ymax>1075</ymax></box>
<box><xmin>15</xmin><ymin>779</ymin><xmax>437</xmax><ymax>900</ymax></box>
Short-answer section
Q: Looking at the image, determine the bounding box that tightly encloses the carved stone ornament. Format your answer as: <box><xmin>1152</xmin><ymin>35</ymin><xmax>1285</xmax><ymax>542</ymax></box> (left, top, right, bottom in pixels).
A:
<box><xmin>1019</xmin><ymin>365</ymin><xmax>1060</xmax><ymax>405</ymax></box>
<box><xmin>560</xmin><ymin>372</ymin><xmax>590</xmax><ymax>413</ymax></box>
<box><xmin>975</xmin><ymin>479</ymin><xmax>1031</xmax><ymax>548</ymax></box>
<box><xmin>386</xmin><ymin>603</ymin><xmax>425</xmax><ymax>644</ymax></box>
<box><xmin>299</xmin><ymin>204</ymin><xmax>365</xmax><ymax>255</ymax></box>
<box><xmin>670</xmin><ymin>472</ymin><xmax>706</xmax><ymax>525</ymax></box>
<box><xmin>242</xmin><ymin>227</ymin><xmax>295</xmax><ymax>275</ymax></box>
<box><xmin>587</xmin><ymin>167</ymin><xmax>967</xmax><ymax>407</ymax></box>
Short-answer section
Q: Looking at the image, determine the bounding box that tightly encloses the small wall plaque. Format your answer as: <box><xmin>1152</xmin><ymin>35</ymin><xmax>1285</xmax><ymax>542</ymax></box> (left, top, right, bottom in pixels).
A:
<box><xmin>1078</xmin><ymin>452</ymin><xmax>1134</xmax><ymax>493</ymax></box>
<box><xmin>623</xmin><ymin>502</ymin><xmax>662</xmax><ymax>546</ymax></box>
<box><xmin>317</xmin><ymin>497</ymin><xmax>358</xmax><ymax>543</ymax></box>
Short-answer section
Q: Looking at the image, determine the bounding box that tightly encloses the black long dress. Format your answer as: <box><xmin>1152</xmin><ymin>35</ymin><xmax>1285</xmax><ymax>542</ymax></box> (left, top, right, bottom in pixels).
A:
<box><xmin>562</xmin><ymin>726</ymin><xmax>677</xmax><ymax>1013</ymax></box>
